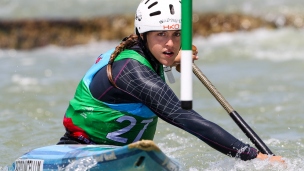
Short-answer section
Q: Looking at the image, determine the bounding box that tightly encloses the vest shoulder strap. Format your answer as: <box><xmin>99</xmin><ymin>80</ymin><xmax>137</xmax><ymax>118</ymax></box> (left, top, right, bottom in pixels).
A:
<box><xmin>114</xmin><ymin>50</ymin><xmax>154</xmax><ymax>71</ymax></box>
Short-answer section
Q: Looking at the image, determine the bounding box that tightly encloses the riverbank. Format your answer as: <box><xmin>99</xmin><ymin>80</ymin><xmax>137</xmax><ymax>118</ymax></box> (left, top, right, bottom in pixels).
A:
<box><xmin>0</xmin><ymin>13</ymin><xmax>303</xmax><ymax>50</ymax></box>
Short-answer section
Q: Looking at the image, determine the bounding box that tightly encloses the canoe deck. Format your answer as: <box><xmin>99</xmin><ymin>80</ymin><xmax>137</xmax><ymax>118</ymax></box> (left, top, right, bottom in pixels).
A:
<box><xmin>9</xmin><ymin>140</ymin><xmax>180</xmax><ymax>171</ymax></box>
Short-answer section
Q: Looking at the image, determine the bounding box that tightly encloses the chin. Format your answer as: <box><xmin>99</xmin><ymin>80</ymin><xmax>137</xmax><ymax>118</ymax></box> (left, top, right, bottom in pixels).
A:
<box><xmin>162</xmin><ymin>61</ymin><xmax>173</xmax><ymax>67</ymax></box>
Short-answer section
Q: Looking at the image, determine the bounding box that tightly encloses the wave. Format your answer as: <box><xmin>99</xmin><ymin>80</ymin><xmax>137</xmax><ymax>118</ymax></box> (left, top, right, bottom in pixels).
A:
<box><xmin>193</xmin><ymin>27</ymin><xmax>304</xmax><ymax>61</ymax></box>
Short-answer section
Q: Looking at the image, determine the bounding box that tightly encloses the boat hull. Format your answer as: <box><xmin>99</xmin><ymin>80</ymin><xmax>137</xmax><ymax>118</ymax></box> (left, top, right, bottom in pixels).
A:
<box><xmin>9</xmin><ymin>140</ymin><xmax>179</xmax><ymax>171</ymax></box>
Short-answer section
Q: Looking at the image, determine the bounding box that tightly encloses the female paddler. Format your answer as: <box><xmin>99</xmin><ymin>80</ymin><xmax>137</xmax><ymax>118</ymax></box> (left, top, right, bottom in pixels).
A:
<box><xmin>57</xmin><ymin>0</ymin><xmax>283</xmax><ymax>162</ymax></box>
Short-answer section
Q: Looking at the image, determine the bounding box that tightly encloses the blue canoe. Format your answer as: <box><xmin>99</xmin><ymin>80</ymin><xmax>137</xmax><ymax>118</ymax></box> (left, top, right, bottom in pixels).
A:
<box><xmin>9</xmin><ymin>140</ymin><xmax>180</xmax><ymax>171</ymax></box>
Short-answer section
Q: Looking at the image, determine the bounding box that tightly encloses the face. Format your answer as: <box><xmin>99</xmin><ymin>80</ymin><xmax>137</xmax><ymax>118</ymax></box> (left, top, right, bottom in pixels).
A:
<box><xmin>145</xmin><ymin>30</ymin><xmax>181</xmax><ymax>66</ymax></box>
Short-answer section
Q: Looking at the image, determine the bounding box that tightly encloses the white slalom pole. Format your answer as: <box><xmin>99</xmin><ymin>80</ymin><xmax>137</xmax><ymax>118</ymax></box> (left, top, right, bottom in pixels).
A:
<box><xmin>181</xmin><ymin>0</ymin><xmax>193</xmax><ymax>110</ymax></box>
<box><xmin>181</xmin><ymin>51</ymin><xmax>192</xmax><ymax>109</ymax></box>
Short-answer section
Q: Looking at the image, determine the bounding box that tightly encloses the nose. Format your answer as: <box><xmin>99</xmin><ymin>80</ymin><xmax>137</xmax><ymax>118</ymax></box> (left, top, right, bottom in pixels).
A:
<box><xmin>166</xmin><ymin>37</ymin><xmax>174</xmax><ymax>47</ymax></box>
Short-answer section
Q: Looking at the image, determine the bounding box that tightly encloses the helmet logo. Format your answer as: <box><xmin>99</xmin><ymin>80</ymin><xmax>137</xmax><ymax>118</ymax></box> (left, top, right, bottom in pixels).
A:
<box><xmin>135</xmin><ymin>11</ymin><xmax>142</xmax><ymax>21</ymax></box>
<box><xmin>163</xmin><ymin>24</ymin><xmax>180</xmax><ymax>30</ymax></box>
<box><xmin>159</xmin><ymin>18</ymin><xmax>181</xmax><ymax>24</ymax></box>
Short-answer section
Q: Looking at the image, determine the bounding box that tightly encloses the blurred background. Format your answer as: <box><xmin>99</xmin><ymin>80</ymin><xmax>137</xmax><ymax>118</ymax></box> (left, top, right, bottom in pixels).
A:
<box><xmin>1</xmin><ymin>0</ymin><xmax>304</xmax><ymax>170</ymax></box>
<box><xmin>1</xmin><ymin>0</ymin><xmax>304</xmax><ymax>50</ymax></box>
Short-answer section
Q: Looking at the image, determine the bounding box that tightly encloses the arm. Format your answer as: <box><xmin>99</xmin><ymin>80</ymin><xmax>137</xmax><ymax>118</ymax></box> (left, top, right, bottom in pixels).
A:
<box><xmin>112</xmin><ymin>59</ymin><xmax>258</xmax><ymax>161</ymax></box>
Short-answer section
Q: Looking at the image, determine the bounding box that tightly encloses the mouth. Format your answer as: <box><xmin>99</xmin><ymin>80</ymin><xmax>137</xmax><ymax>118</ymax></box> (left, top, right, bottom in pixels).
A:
<box><xmin>163</xmin><ymin>51</ymin><xmax>174</xmax><ymax>57</ymax></box>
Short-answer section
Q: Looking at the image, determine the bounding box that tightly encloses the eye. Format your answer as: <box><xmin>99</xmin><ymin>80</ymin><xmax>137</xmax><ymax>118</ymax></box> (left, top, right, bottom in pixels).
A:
<box><xmin>174</xmin><ymin>32</ymin><xmax>181</xmax><ymax>37</ymax></box>
<box><xmin>157</xmin><ymin>32</ymin><xmax>166</xmax><ymax>36</ymax></box>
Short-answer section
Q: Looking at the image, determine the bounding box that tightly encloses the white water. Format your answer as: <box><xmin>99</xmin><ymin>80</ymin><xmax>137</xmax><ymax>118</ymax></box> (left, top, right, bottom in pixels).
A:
<box><xmin>1</xmin><ymin>0</ymin><xmax>304</xmax><ymax>170</ymax></box>
<box><xmin>1</xmin><ymin>28</ymin><xmax>304</xmax><ymax>170</ymax></box>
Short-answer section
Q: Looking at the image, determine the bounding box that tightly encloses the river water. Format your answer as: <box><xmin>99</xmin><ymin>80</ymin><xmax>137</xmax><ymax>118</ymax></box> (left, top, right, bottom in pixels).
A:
<box><xmin>1</xmin><ymin>0</ymin><xmax>304</xmax><ymax>171</ymax></box>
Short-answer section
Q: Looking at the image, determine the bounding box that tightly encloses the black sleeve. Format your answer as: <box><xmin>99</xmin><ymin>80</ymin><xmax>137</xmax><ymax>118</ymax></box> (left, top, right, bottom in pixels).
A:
<box><xmin>111</xmin><ymin>59</ymin><xmax>258</xmax><ymax>161</ymax></box>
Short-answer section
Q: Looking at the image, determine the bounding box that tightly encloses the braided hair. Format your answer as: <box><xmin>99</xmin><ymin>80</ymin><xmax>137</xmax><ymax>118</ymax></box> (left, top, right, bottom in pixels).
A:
<box><xmin>106</xmin><ymin>34</ymin><xmax>139</xmax><ymax>88</ymax></box>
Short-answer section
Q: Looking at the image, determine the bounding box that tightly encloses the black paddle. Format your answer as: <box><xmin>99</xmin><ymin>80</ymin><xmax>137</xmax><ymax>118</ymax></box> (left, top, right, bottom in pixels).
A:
<box><xmin>192</xmin><ymin>62</ymin><xmax>274</xmax><ymax>155</ymax></box>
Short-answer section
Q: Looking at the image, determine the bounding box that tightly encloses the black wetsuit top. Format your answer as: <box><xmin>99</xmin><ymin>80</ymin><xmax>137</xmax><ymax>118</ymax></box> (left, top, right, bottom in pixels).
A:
<box><xmin>59</xmin><ymin>44</ymin><xmax>258</xmax><ymax>161</ymax></box>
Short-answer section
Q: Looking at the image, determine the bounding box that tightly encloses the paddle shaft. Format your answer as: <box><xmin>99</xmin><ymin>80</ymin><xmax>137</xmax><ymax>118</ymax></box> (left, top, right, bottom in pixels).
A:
<box><xmin>192</xmin><ymin>63</ymin><xmax>274</xmax><ymax>155</ymax></box>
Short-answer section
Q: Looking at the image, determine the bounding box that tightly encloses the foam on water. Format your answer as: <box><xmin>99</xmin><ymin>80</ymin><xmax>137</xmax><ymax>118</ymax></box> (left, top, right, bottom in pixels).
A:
<box><xmin>194</xmin><ymin>27</ymin><xmax>304</xmax><ymax>62</ymax></box>
<box><xmin>1</xmin><ymin>26</ymin><xmax>304</xmax><ymax>170</ymax></box>
<box><xmin>155</xmin><ymin>131</ymin><xmax>304</xmax><ymax>171</ymax></box>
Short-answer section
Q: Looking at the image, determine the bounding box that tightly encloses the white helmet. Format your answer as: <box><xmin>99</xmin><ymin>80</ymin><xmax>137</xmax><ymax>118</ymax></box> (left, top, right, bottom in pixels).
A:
<box><xmin>135</xmin><ymin>0</ymin><xmax>181</xmax><ymax>34</ymax></box>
